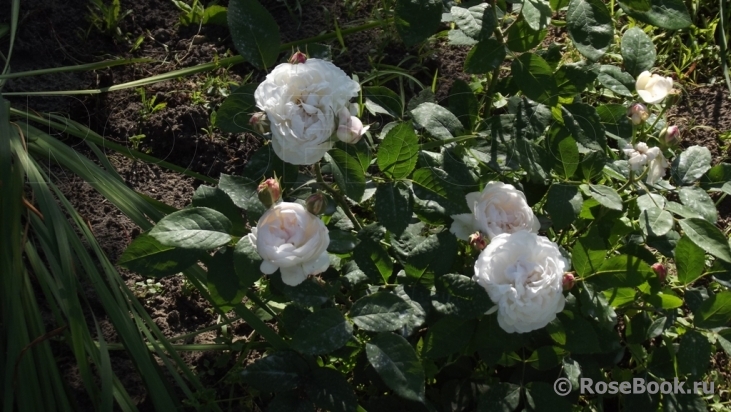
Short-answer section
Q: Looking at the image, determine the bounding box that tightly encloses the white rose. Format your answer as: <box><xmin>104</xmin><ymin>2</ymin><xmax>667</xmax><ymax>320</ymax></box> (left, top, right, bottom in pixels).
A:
<box><xmin>623</xmin><ymin>142</ymin><xmax>660</xmax><ymax>172</ymax></box>
<box><xmin>254</xmin><ymin>59</ymin><xmax>360</xmax><ymax>165</ymax></box>
<box><xmin>474</xmin><ymin>231</ymin><xmax>567</xmax><ymax>334</ymax></box>
<box><xmin>450</xmin><ymin>182</ymin><xmax>540</xmax><ymax>240</ymax></box>
<box><xmin>635</xmin><ymin>71</ymin><xmax>673</xmax><ymax>104</ymax></box>
<box><xmin>646</xmin><ymin>150</ymin><xmax>669</xmax><ymax>184</ymax></box>
<box><xmin>248</xmin><ymin>202</ymin><xmax>330</xmax><ymax>286</ymax></box>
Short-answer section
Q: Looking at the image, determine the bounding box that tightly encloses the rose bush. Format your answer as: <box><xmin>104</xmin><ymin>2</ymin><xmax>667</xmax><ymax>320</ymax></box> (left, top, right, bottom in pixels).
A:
<box><xmin>450</xmin><ymin>182</ymin><xmax>540</xmax><ymax>240</ymax></box>
<box><xmin>248</xmin><ymin>202</ymin><xmax>330</xmax><ymax>286</ymax></box>
<box><xmin>254</xmin><ymin>57</ymin><xmax>360</xmax><ymax>165</ymax></box>
<box><xmin>474</xmin><ymin>231</ymin><xmax>568</xmax><ymax>333</ymax></box>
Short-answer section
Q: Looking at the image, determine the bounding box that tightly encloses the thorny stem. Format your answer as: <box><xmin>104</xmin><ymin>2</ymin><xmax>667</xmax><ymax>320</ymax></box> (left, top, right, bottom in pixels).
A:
<box><xmin>314</xmin><ymin>161</ymin><xmax>363</xmax><ymax>230</ymax></box>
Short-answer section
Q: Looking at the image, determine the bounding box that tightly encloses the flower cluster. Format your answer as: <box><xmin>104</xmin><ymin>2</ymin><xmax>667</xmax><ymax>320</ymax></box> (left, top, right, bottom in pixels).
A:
<box><xmin>622</xmin><ymin>142</ymin><xmax>669</xmax><ymax>184</ymax></box>
<box><xmin>452</xmin><ymin>182</ymin><xmax>568</xmax><ymax>334</ymax></box>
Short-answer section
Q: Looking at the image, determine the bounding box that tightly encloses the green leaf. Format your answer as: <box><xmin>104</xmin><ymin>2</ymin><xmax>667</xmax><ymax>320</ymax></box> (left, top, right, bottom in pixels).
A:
<box><xmin>700</xmin><ymin>163</ymin><xmax>731</xmax><ymax>190</ymax></box>
<box><xmin>280</xmin><ymin>279</ymin><xmax>329</xmax><ymax>307</ymax></box>
<box><xmin>149</xmin><ymin>207</ymin><xmax>232</xmax><ymax>250</ymax></box>
<box><xmin>562</xmin><ymin>103</ymin><xmax>606</xmax><ymax>151</ymax></box>
<box><xmin>619</xmin><ymin>0</ymin><xmax>692</xmax><ymax>30</ymax></box>
<box><xmin>432</xmin><ymin>274</ymin><xmax>492</xmax><ymax>319</ymax></box>
<box><xmin>515</xmin><ymin>138</ymin><xmax>551</xmax><ymax>184</ymax></box>
<box><xmin>227</xmin><ymin>0</ymin><xmax>280</xmax><ymax>69</ymax></box>
<box><xmin>675</xmin><ymin>235</ymin><xmax>706</xmax><ymax>285</ymax></box>
<box><xmin>559</xmin><ymin>311</ymin><xmax>601</xmax><ymax>353</ymax></box>
<box><xmin>377</xmin><ymin>122</ymin><xmax>419</xmax><ymax>180</ymax></box>
<box><xmin>596</xmin><ymin>104</ymin><xmax>633</xmax><ymax>139</ymax></box>
<box><xmin>545</xmin><ymin>184</ymin><xmax>583</xmax><ymax>230</ymax></box>
<box><xmin>678</xmin><ymin>186</ymin><xmax>717</xmax><ymax>223</ymax></box>
<box><xmin>192</xmin><ymin>185</ymin><xmax>246</xmax><ymax>236</ymax></box>
<box><xmin>326</xmin><ymin>149</ymin><xmax>366</xmax><ymax>203</ymax></box>
<box><xmin>511</xmin><ymin>53</ymin><xmax>558</xmax><ymax>106</ymax></box>
<box><xmin>350</xmin><ymin>292</ymin><xmax>412</xmax><ymax>332</ymax></box>
<box><xmin>449</xmin><ymin>79</ymin><xmax>479</xmax><ymax>131</ymax></box>
<box><xmin>527</xmin><ymin>346</ymin><xmax>567</xmax><ymax>371</ymax></box>
<box><xmin>554</xmin><ymin>63</ymin><xmax>597</xmax><ymax>98</ymax></box>
<box><xmin>365</xmin><ymin>333</ymin><xmax>425</xmax><ymax>402</ymax></box>
<box><xmin>595</xmin><ymin>65</ymin><xmax>635</xmax><ymax>97</ymax></box>
<box><xmin>233</xmin><ymin>236</ymin><xmax>264</xmax><ymax>289</ymax></box>
<box><xmin>477</xmin><ymin>383</ymin><xmax>521</xmax><ymax>412</ymax></box>
<box><xmin>392</xmin><ymin>224</ymin><xmax>457</xmax><ymax>281</ymax></box>
<box><xmin>677</xmin><ymin>330</ymin><xmax>710</xmax><ymax>380</ymax></box>
<box><xmin>448</xmin><ymin>29</ymin><xmax>478</xmax><ymax>46</ymax></box>
<box><xmin>242</xmin><ymin>144</ymin><xmax>299</xmax><ymax>188</ymax></box>
<box><xmin>694</xmin><ymin>291</ymin><xmax>731</xmax><ymax>329</ymax></box>
<box><xmin>621</xmin><ymin>27</ymin><xmax>656</xmax><ymax>77</ymax></box>
<box><xmin>588</xmin><ymin>255</ymin><xmax>653</xmax><ymax>290</ymax></box>
<box><xmin>584</xmin><ymin>184</ymin><xmax>623</xmax><ymax>211</ymax></box>
<box><xmin>394</xmin><ymin>0</ymin><xmax>442</xmax><ymax>47</ymax></box>
<box><xmin>119</xmin><ymin>233</ymin><xmax>203</xmax><ymax>278</ymax></box>
<box><xmin>678</xmin><ymin>218</ymin><xmax>731</xmax><ymax>263</ymax></box>
<box><xmin>202</xmin><ymin>5</ymin><xmax>228</xmax><ymax>26</ymax></box>
<box><xmin>207</xmin><ymin>246</ymin><xmax>246</xmax><ymax>306</ymax></box>
<box><xmin>423</xmin><ymin>317</ymin><xmax>476</xmax><ymax>359</ymax></box>
<box><xmin>412</xmin><ymin>167</ymin><xmax>470</xmax><ymax>220</ymax></box>
<box><xmin>241</xmin><ymin>351</ymin><xmax>310</xmax><ymax>392</ymax></box>
<box><xmin>304</xmin><ymin>368</ymin><xmax>358</xmax><ymax>412</ymax></box>
<box><xmin>291</xmin><ymin>309</ymin><xmax>353</xmax><ymax>355</ymax></box>
<box><xmin>662</xmin><ymin>393</ymin><xmax>707</xmax><ymax>412</ymax></box>
<box><xmin>464</xmin><ymin>38</ymin><xmax>507</xmax><ymax>74</ymax></box>
<box><xmin>327</xmin><ymin>229</ymin><xmax>359</xmax><ymax>254</ymax></box>
<box><xmin>636</xmin><ymin>193</ymin><xmax>666</xmax><ymax>211</ymax></box>
<box><xmin>353</xmin><ymin>238</ymin><xmax>393</xmax><ymax>284</ymax></box>
<box><xmin>364</xmin><ymin>86</ymin><xmax>403</xmax><ymax>118</ymax></box>
<box><xmin>644</xmin><ymin>293</ymin><xmax>683</xmax><ymax>309</ymax></box>
<box><xmin>665</xmin><ymin>201</ymin><xmax>704</xmax><ymax>219</ymax></box>
<box><xmin>671</xmin><ymin>145</ymin><xmax>712</xmax><ymax>185</ymax></box>
<box><xmin>567</xmin><ymin>0</ymin><xmax>613</xmax><ymax>61</ymax></box>
<box><xmin>375</xmin><ymin>182</ymin><xmax>413</xmax><ymax>236</ymax></box>
<box><xmin>218</xmin><ymin>174</ymin><xmax>267</xmax><ymax>221</ymax></box>
<box><xmin>572</xmin><ymin>232</ymin><xmax>607</xmax><ymax>278</ymax></box>
<box><xmin>216</xmin><ymin>84</ymin><xmax>258</xmax><ymax>133</ymax></box>
<box><xmin>410</xmin><ymin>102</ymin><xmax>464</xmax><ymax>140</ymax></box>
<box><xmin>450</xmin><ymin>3</ymin><xmax>497</xmax><ymax>41</ymax></box>
<box><xmin>549</xmin><ymin>129</ymin><xmax>580</xmax><ymax>179</ymax></box>
<box><xmin>639</xmin><ymin>207</ymin><xmax>674</xmax><ymax>237</ymax></box>
<box><xmin>522</xmin><ymin>0</ymin><xmax>552</xmax><ymax>31</ymax></box>
<box><xmin>505</xmin><ymin>18</ymin><xmax>547</xmax><ymax>53</ymax></box>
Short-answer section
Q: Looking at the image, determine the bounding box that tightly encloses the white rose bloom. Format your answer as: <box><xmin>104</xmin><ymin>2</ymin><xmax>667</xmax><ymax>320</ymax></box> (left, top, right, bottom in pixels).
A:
<box><xmin>254</xmin><ymin>59</ymin><xmax>360</xmax><ymax>165</ymax></box>
<box><xmin>450</xmin><ymin>182</ymin><xmax>540</xmax><ymax>240</ymax></box>
<box><xmin>474</xmin><ymin>231</ymin><xmax>568</xmax><ymax>334</ymax></box>
<box><xmin>646</xmin><ymin>150</ymin><xmax>669</xmax><ymax>184</ymax></box>
<box><xmin>635</xmin><ymin>71</ymin><xmax>673</xmax><ymax>104</ymax></box>
<box><xmin>248</xmin><ymin>202</ymin><xmax>330</xmax><ymax>286</ymax></box>
<box><xmin>623</xmin><ymin>142</ymin><xmax>660</xmax><ymax>172</ymax></box>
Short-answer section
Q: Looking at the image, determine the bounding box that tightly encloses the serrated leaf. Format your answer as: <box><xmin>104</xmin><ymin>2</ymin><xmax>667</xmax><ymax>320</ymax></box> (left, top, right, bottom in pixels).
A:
<box><xmin>149</xmin><ymin>207</ymin><xmax>232</xmax><ymax>250</ymax></box>
<box><xmin>678</xmin><ymin>186</ymin><xmax>717</xmax><ymax>223</ymax></box>
<box><xmin>694</xmin><ymin>291</ymin><xmax>731</xmax><ymax>329</ymax></box>
<box><xmin>119</xmin><ymin>233</ymin><xmax>203</xmax><ymax>278</ymax></box>
<box><xmin>192</xmin><ymin>185</ymin><xmax>246</xmax><ymax>236</ymax></box>
<box><xmin>291</xmin><ymin>309</ymin><xmax>353</xmax><ymax>355</ymax></box>
<box><xmin>584</xmin><ymin>184</ymin><xmax>623</xmax><ymax>211</ymax></box>
<box><xmin>423</xmin><ymin>317</ymin><xmax>476</xmax><ymax>359</ymax></box>
<box><xmin>567</xmin><ymin>0</ymin><xmax>613</xmax><ymax>61</ymax></box>
<box><xmin>412</xmin><ymin>167</ymin><xmax>470</xmax><ymax>220</ymax></box>
<box><xmin>505</xmin><ymin>18</ymin><xmax>547</xmax><ymax>52</ymax></box>
<box><xmin>451</xmin><ymin>3</ymin><xmax>496</xmax><ymax>41</ymax></box>
<box><xmin>233</xmin><ymin>235</ymin><xmax>264</xmax><ymax>288</ymax></box>
<box><xmin>326</xmin><ymin>149</ymin><xmax>366</xmax><ymax>202</ymax></box>
<box><xmin>241</xmin><ymin>351</ymin><xmax>310</xmax><ymax>392</ymax></box>
<box><xmin>366</xmin><ymin>333</ymin><xmax>425</xmax><ymax>402</ymax></box>
<box><xmin>364</xmin><ymin>86</ymin><xmax>403</xmax><ymax>118</ymax></box>
<box><xmin>621</xmin><ymin>27</ymin><xmax>656</xmax><ymax>77</ymax></box>
<box><xmin>679</xmin><ymin>218</ymin><xmax>731</xmax><ymax>263</ymax></box>
<box><xmin>228</xmin><ymin>0</ymin><xmax>280</xmax><ymax>69</ymax></box>
<box><xmin>677</xmin><ymin>330</ymin><xmax>711</xmax><ymax>380</ymax></box>
<box><xmin>587</xmin><ymin>255</ymin><xmax>653</xmax><ymax>290</ymax></box>
<box><xmin>562</xmin><ymin>103</ymin><xmax>606</xmax><ymax>151</ymax></box>
<box><xmin>218</xmin><ymin>174</ymin><xmax>267</xmax><ymax>221</ymax></box>
<box><xmin>522</xmin><ymin>0</ymin><xmax>552</xmax><ymax>31</ymax></box>
<box><xmin>639</xmin><ymin>207</ymin><xmax>674</xmax><ymax>237</ymax></box>
<box><xmin>353</xmin><ymin>238</ymin><xmax>393</xmax><ymax>284</ymax></box>
<box><xmin>449</xmin><ymin>79</ymin><xmax>479</xmax><ymax>131</ymax></box>
<box><xmin>377</xmin><ymin>122</ymin><xmax>419</xmax><ymax>180</ymax></box>
<box><xmin>572</xmin><ymin>233</ymin><xmax>607</xmax><ymax>278</ymax></box>
<box><xmin>207</xmin><ymin>247</ymin><xmax>246</xmax><ymax>306</ymax></box>
<box><xmin>619</xmin><ymin>0</ymin><xmax>691</xmax><ymax>30</ymax></box>
<box><xmin>410</xmin><ymin>102</ymin><xmax>464</xmax><ymax>140</ymax></box>
<box><xmin>432</xmin><ymin>274</ymin><xmax>491</xmax><ymax>319</ymax></box>
<box><xmin>675</xmin><ymin>235</ymin><xmax>706</xmax><ymax>285</ymax></box>
<box><xmin>545</xmin><ymin>184</ymin><xmax>583</xmax><ymax>230</ymax></box>
<box><xmin>350</xmin><ymin>292</ymin><xmax>411</xmax><ymax>332</ymax></box>
<box><xmin>464</xmin><ymin>38</ymin><xmax>507</xmax><ymax>74</ymax></box>
<box><xmin>280</xmin><ymin>278</ymin><xmax>330</xmax><ymax>308</ymax></box>
<box><xmin>511</xmin><ymin>53</ymin><xmax>558</xmax><ymax>106</ymax></box>
<box><xmin>328</xmin><ymin>229</ymin><xmax>359</xmax><ymax>254</ymax></box>
<box><xmin>375</xmin><ymin>182</ymin><xmax>413</xmax><ymax>236</ymax></box>
<box><xmin>671</xmin><ymin>145</ymin><xmax>712</xmax><ymax>185</ymax></box>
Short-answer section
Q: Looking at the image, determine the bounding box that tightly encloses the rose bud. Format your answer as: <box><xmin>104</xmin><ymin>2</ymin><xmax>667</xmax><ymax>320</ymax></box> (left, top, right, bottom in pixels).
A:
<box><xmin>249</xmin><ymin>112</ymin><xmax>269</xmax><ymax>134</ymax></box>
<box><xmin>562</xmin><ymin>273</ymin><xmax>575</xmax><ymax>291</ymax></box>
<box><xmin>660</xmin><ymin>125</ymin><xmax>680</xmax><ymax>146</ymax></box>
<box><xmin>337</xmin><ymin>116</ymin><xmax>368</xmax><ymax>144</ymax></box>
<box><xmin>288</xmin><ymin>50</ymin><xmax>307</xmax><ymax>65</ymax></box>
<box><xmin>257</xmin><ymin>177</ymin><xmax>281</xmax><ymax>208</ymax></box>
<box><xmin>652</xmin><ymin>263</ymin><xmax>666</xmax><ymax>282</ymax></box>
<box><xmin>468</xmin><ymin>231</ymin><xmax>486</xmax><ymax>251</ymax></box>
<box><xmin>305</xmin><ymin>192</ymin><xmax>327</xmax><ymax>215</ymax></box>
<box><xmin>627</xmin><ymin>103</ymin><xmax>649</xmax><ymax>125</ymax></box>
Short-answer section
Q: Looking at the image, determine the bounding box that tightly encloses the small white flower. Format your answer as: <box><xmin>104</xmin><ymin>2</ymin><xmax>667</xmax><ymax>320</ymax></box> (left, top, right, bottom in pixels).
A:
<box><xmin>248</xmin><ymin>202</ymin><xmax>330</xmax><ymax>286</ymax></box>
<box><xmin>623</xmin><ymin>142</ymin><xmax>660</xmax><ymax>172</ymax></box>
<box><xmin>336</xmin><ymin>107</ymin><xmax>369</xmax><ymax>144</ymax></box>
<box><xmin>450</xmin><ymin>182</ymin><xmax>539</xmax><ymax>241</ymax></box>
<box><xmin>474</xmin><ymin>231</ymin><xmax>568</xmax><ymax>334</ymax></box>
<box><xmin>646</xmin><ymin>150</ymin><xmax>669</xmax><ymax>184</ymax></box>
<box><xmin>635</xmin><ymin>71</ymin><xmax>673</xmax><ymax>104</ymax></box>
<box><xmin>254</xmin><ymin>59</ymin><xmax>360</xmax><ymax>165</ymax></box>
